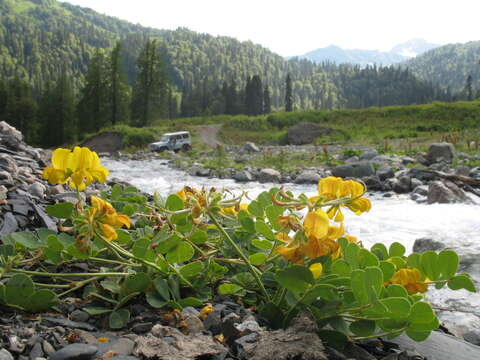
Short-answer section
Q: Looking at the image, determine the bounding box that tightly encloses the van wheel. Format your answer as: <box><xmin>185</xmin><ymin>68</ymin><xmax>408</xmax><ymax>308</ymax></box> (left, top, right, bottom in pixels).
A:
<box><xmin>182</xmin><ymin>144</ymin><xmax>192</xmax><ymax>152</ymax></box>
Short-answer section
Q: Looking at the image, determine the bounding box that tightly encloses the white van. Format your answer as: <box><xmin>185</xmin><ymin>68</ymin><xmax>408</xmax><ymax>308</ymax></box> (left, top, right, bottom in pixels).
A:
<box><xmin>149</xmin><ymin>131</ymin><xmax>192</xmax><ymax>152</ymax></box>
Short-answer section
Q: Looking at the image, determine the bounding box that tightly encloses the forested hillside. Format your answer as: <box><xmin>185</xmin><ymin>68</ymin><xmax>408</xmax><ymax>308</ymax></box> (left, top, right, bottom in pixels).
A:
<box><xmin>403</xmin><ymin>41</ymin><xmax>480</xmax><ymax>94</ymax></box>
<box><xmin>0</xmin><ymin>0</ymin><xmax>451</xmax><ymax>112</ymax></box>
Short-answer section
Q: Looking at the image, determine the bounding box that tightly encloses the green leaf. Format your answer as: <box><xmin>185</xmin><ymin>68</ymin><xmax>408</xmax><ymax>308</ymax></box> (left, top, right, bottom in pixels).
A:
<box><xmin>10</xmin><ymin>232</ymin><xmax>41</xmax><ymax>250</ymax></box>
<box><xmin>180</xmin><ymin>261</ymin><xmax>203</xmax><ymax>278</ymax></box>
<box><xmin>83</xmin><ymin>306</ymin><xmax>113</xmax><ymax>315</ymax></box>
<box><xmin>249</xmin><ymin>253</ymin><xmax>267</xmax><ymax>265</ymax></box>
<box><xmin>408</xmin><ymin>317</ymin><xmax>439</xmax><ymax>331</ymax></box>
<box><xmin>381</xmin><ymin>297</ymin><xmax>411</xmax><ymax>320</ymax></box>
<box><xmin>259</xmin><ymin>302</ymin><xmax>283</xmax><ymax>330</ymax></box>
<box><xmin>406</xmin><ymin>329</ymin><xmax>431</xmax><ymax>342</ymax></box>
<box><xmin>238</xmin><ymin>211</ymin><xmax>255</xmax><ymax>233</ymax></box>
<box><xmin>131</xmin><ymin>238</ymin><xmax>151</xmax><ymax>259</ymax></box>
<box><xmin>448</xmin><ymin>274</ymin><xmax>476</xmax><ymax>292</ymax></box>
<box><xmin>121</xmin><ymin>272</ymin><xmax>150</xmax><ymax>296</ymax></box>
<box><xmin>178</xmin><ymin>297</ymin><xmax>203</xmax><ymax>308</ymax></box>
<box><xmin>165</xmin><ymin>194</ymin><xmax>184</xmax><ymax>211</ymax></box>
<box><xmin>350</xmin><ymin>269</ymin><xmax>369</xmax><ymax>305</ymax></box>
<box><xmin>171</xmin><ymin>212</ymin><xmax>188</xmax><ymax>225</ymax></box>
<box><xmin>248</xmin><ymin>201</ymin><xmax>264</xmax><ymax>218</ymax></box>
<box><xmin>275</xmin><ymin>265</ymin><xmax>314</xmax><ymax>294</ymax></box>
<box><xmin>190</xmin><ymin>230</ymin><xmax>208</xmax><ymax>244</ymax></box>
<box><xmin>420</xmin><ymin>251</ymin><xmax>440</xmax><ymax>281</ymax></box>
<box><xmin>386</xmin><ymin>284</ymin><xmax>408</xmax><ymax>298</ymax></box>
<box><xmin>365</xmin><ymin>266</ymin><xmax>383</xmax><ymax>297</ymax></box>
<box><xmin>157</xmin><ymin>234</ymin><xmax>182</xmax><ymax>254</ymax></box>
<box><xmin>109</xmin><ymin>309</ymin><xmax>130</xmax><ymax>329</ymax></box>
<box><xmin>358</xmin><ymin>249</ymin><xmax>379</xmax><ymax>268</ymax></box>
<box><xmin>379</xmin><ymin>261</ymin><xmax>396</xmax><ymax>282</ymax></box>
<box><xmin>146</xmin><ymin>291</ymin><xmax>168</xmax><ymax>308</ymax></box>
<box><xmin>265</xmin><ymin>205</ymin><xmax>284</xmax><ymax>230</ymax></box>
<box><xmin>26</xmin><ymin>289</ymin><xmax>58</xmax><ymax>311</ymax></box>
<box><xmin>408</xmin><ymin>302</ymin><xmax>435</xmax><ymax>324</ymax></box>
<box><xmin>66</xmin><ymin>244</ymin><xmax>90</xmax><ymax>259</ymax></box>
<box><xmin>389</xmin><ymin>242</ymin><xmax>406</xmax><ymax>257</ymax></box>
<box><xmin>252</xmin><ymin>239</ymin><xmax>273</xmax><ymax>250</ymax></box>
<box><xmin>407</xmin><ymin>253</ymin><xmax>422</xmax><ymax>270</ymax></box>
<box><xmin>46</xmin><ymin>202</ymin><xmax>73</xmax><ymax>219</ymax></box>
<box><xmin>0</xmin><ymin>284</ymin><xmax>5</xmax><ymax>304</ymax></box>
<box><xmin>438</xmin><ymin>250</ymin><xmax>459</xmax><ymax>280</ymax></box>
<box><xmin>154</xmin><ymin>278</ymin><xmax>170</xmax><ymax>301</ymax></box>
<box><xmin>345</xmin><ymin>243</ymin><xmax>360</xmax><ymax>269</ymax></box>
<box><xmin>5</xmin><ymin>274</ymin><xmax>35</xmax><ymax>309</ymax></box>
<box><xmin>218</xmin><ymin>283</ymin><xmax>246</xmax><ymax>296</ymax></box>
<box><xmin>388</xmin><ymin>256</ymin><xmax>407</xmax><ymax>269</ymax></box>
<box><xmin>331</xmin><ymin>259</ymin><xmax>352</xmax><ymax>276</ymax></box>
<box><xmin>303</xmin><ymin>284</ymin><xmax>338</xmax><ymax>304</ymax></box>
<box><xmin>371</xmin><ymin>243</ymin><xmax>388</xmax><ymax>260</ymax></box>
<box><xmin>166</xmin><ymin>241</ymin><xmax>194</xmax><ymax>264</ymax></box>
<box><xmin>121</xmin><ymin>204</ymin><xmax>136</xmax><ymax>216</ymax></box>
<box><xmin>255</xmin><ymin>220</ymin><xmax>275</xmax><ymax>241</ymax></box>
<box><xmin>350</xmin><ymin>320</ymin><xmax>376</xmax><ymax>336</ymax></box>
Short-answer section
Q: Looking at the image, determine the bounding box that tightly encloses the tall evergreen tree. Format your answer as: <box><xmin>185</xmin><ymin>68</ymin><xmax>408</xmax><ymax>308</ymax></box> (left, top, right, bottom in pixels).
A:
<box><xmin>465</xmin><ymin>74</ymin><xmax>473</xmax><ymax>101</ymax></box>
<box><xmin>131</xmin><ymin>39</ymin><xmax>169</xmax><ymax>126</ymax></box>
<box><xmin>285</xmin><ymin>73</ymin><xmax>293</xmax><ymax>112</ymax></box>
<box><xmin>0</xmin><ymin>79</ymin><xmax>8</xmax><ymax>120</ymax></box>
<box><xmin>250</xmin><ymin>75</ymin><xmax>263</xmax><ymax>115</ymax></box>
<box><xmin>77</xmin><ymin>49</ymin><xmax>108</xmax><ymax>134</ymax></box>
<box><xmin>263</xmin><ymin>84</ymin><xmax>271</xmax><ymax>114</ymax></box>
<box><xmin>107</xmin><ymin>41</ymin><xmax>130</xmax><ymax>125</ymax></box>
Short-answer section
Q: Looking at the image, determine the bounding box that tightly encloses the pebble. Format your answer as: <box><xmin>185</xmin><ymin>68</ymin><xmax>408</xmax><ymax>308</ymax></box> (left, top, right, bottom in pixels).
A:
<box><xmin>110</xmin><ymin>338</ymin><xmax>135</xmax><ymax>356</ymax></box>
<box><xmin>183</xmin><ymin>315</ymin><xmax>205</xmax><ymax>334</ymax></box>
<box><xmin>131</xmin><ymin>322</ymin><xmax>153</xmax><ymax>334</ymax></box>
<box><xmin>49</xmin><ymin>344</ymin><xmax>98</xmax><ymax>360</ymax></box>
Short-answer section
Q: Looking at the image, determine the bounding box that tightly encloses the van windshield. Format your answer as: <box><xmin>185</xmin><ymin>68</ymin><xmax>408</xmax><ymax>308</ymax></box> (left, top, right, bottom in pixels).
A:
<box><xmin>160</xmin><ymin>135</ymin><xmax>170</xmax><ymax>142</ymax></box>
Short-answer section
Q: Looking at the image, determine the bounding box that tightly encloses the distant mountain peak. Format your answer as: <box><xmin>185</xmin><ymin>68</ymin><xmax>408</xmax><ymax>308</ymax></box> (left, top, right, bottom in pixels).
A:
<box><xmin>390</xmin><ymin>39</ymin><xmax>441</xmax><ymax>58</ymax></box>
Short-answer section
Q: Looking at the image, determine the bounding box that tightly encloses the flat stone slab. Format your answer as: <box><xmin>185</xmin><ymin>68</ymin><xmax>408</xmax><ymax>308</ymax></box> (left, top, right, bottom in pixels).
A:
<box><xmin>392</xmin><ymin>331</ymin><xmax>480</xmax><ymax>360</ymax></box>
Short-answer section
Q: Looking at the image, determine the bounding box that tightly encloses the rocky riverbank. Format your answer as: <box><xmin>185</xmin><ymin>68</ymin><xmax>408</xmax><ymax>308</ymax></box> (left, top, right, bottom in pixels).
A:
<box><xmin>2</xmin><ymin>121</ymin><xmax>480</xmax><ymax>360</ymax></box>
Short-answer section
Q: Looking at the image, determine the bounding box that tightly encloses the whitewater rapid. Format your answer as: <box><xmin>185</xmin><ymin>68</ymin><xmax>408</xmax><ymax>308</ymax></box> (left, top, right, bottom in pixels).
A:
<box><xmin>104</xmin><ymin>158</ymin><xmax>480</xmax><ymax>332</ymax></box>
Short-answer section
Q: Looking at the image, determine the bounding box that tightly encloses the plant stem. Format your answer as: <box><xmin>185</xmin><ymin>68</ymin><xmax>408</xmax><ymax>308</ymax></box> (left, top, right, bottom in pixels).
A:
<box><xmin>58</xmin><ymin>277</ymin><xmax>101</xmax><ymax>297</ymax></box>
<box><xmin>10</xmin><ymin>269</ymin><xmax>128</xmax><ymax>278</ymax></box>
<box><xmin>352</xmin><ymin>328</ymin><xmax>406</xmax><ymax>341</ymax></box>
<box><xmin>90</xmin><ymin>256</ymin><xmax>140</xmax><ymax>267</ymax></box>
<box><xmin>34</xmin><ymin>282</ymin><xmax>71</xmax><ymax>289</ymax></box>
<box><xmin>208</xmin><ymin>210</ymin><xmax>269</xmax><ymax>301</ymax></box>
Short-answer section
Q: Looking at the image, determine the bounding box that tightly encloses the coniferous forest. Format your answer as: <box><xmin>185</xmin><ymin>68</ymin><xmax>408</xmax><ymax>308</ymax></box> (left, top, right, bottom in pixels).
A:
<box><xmin>0</xmin><ymin>0</ymin><xmax>475</xmax><ymax>147</ymax></box>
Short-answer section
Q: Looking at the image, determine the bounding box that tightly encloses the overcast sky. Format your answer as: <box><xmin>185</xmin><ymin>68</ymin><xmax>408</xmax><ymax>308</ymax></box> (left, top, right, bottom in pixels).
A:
<box><xmin>62</xmin><ymin>0</ymin><xmax>479</xmax><ymax>56</ymax></box>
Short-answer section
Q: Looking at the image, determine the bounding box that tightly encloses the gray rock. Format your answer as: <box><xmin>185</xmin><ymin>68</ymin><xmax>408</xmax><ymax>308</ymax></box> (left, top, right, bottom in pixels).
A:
<box><xmin>243</xmin><ymin>142</ymin><xmax>260</xmax><ymax>152</ymax></box>
<box><xmin>69</xmin><ymin>310</ymin><xmax>89</xmax><ymax>323</ymax></box>
<box><xmin>392</xmin><ymin>176</ymin><xmax>411</xmax><ymax>194</ymax></box>
<box><xmin>42</xmin><ymin>341</ymin><xmax>56</xmax><ymax>356</ymax></box>
<box><xmin>427</xmin><ymin>181</ymin><xmax>470</xmax><ymax>204</ymax></box>
<box><xmin>0</xmin><ymin>349</ymin><xmax>14</xmax><ymax>360</ymax></box>
<box><xmin>42</xmin><ymin>317</ymin><xmax>96</xmax><ymax>331</ymax></box>
<box><xmin>203</xmin><ymin>311</ymin><xmax>222</xmax><ymax>335</ymax></box>
<box><xmin>0</xmin><ymin>154</ymin><xmax>18</xmax><ymax>173</ymax></box>
<box><xmin>416</xmin><ymin>153</ymin><xmax>429</xmax><ymax>165</ymax></box>
<box><xmin>294</xmin><ymin>170</ymin><xmax>321</xmax><ymax>184</ymax></box>
<box><xmin>29</xmin><ymin>342</ymin><xmax>44</xmax><ymax>360</ymax></box>
<box><xmin>410</xmin><ymin>178</ymin><xmax>423</xmax><ymax>189</ymax></box>
<box><xmin>464</xmin><ymin>329</ymin><xmax>480</xmax><ymax>346</ymax></box>
<box><xmin>412</xmin><ymin>185</ymin><xmax>429</xmax><ymax>196</ymax></box>
<box><xmin>110</xmin><ymin>338</ymin><xmax>135</xmax><ymax>356</ymax></box>
<box><xmin>183</xmin><ymin>315</ymin><xmax>204</xmax><ymax>334</ymax></box>
<box><xmin>234</xmin><ymin>316</ymin><xmax>262</xmax><ymax>336</ymax></box>
<box><xmin>0</xmin><ymin>212</ymin><xmax>19</xmax><ymax>236</ymax></box>
<box><xmin>0</xmin><ymin>170</ymin><xmax>14</xmax><ymax>186</ymax></box>
<box><xmin>49</xmin><ymin>344</ymin><xmax>98</xmax><ymax>360</ymax></box>
<box><xmin>456</xmin><ymin>165</ymin><xmax>471</xmax><ymax>176</ymax></box>
<box><xmin>469</xmin><ymin>167</ymin><xmax>480</xmax><ymax>179</ymax></box>
<box><xmin>187</xmin><ymin>165</ymin><xmax>210</xmax><ymax>177</ymax></box>
<box><xmin>426</xmin><ymin>142</ymin><xmax>455</xmax><ymax>164</ymax></box>
<box><xmin>234</xmin><ymin>170</ymin><xmax>254</xmax><ymax>182</ymax></box>
<box><xmin>28</xmin><ymin>182</ymin><xmax>46</xmax><ymax>199</ymax></box>
<box><xmin>359</xmin><ymin>149</ymin><xmax>378</xmax><ymax>161</ymax></box>
<box><xmin>344</xmin><ymin>156</ymin><xmax>359</xmax><ymax>163</ymax></box>
<box><xmin>342</xmin><ymin>343</ymin><xmax>376</xmax><ymax>360</ymax></box>
<box><xmin>410</xmin><ymin>192</ymin><xmax>426</xmax><ymax>202</ymax></box>
<box><xmin>331</xmin><ymin>162</ymin><xmax>375</xmax><ymax>178</ymax></box>
<box><xmin>413</xmin><ymin>238</ymin><xmax>445</xmax><ymax>253</ymax></box>
<box><xmin>401</xmin><ymin>156</ymin><xmax>416</xmax><ymax>165</ymax></box>
<box><xmin>371</xmin><ymin>155</ymin><xmax>392</xmax><ymax>163</ymax></box>
<box><xmin>376</xmin><ymin>165</ymin><xmax>395</xmax><ymax>181</ymax></box>
<box><xmin>363</xmin><ymin>176</ymin><xmax>384</xmax><ymax>191</ymax></box>
<box><xmin>181</xmin><ymin>307</ymin><xmax>200</xmax><ymax>317</ymax></box>
<box><xmin>258</xmin><ymin>168</ymin><xmax>281</xmax><ymax>183</ymax></box>
<box><xmin>0</xmin><ymin>184</ymin><xmax>7</xmax><ymax>200</ymax></box>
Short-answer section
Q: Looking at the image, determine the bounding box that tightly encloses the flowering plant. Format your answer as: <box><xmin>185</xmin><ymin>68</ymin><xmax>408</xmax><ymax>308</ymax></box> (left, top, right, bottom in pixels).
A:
<box><xmin>0</xmin><ymin>147</ymin><xmax>475</xmax><ymax>346</ymax></box>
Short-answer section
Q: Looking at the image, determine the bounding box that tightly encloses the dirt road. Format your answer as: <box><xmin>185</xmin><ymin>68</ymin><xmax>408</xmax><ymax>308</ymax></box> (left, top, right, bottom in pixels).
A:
<box><xmin>198</xmin><ymin>124</ymin><xmax>223</xmax><ymax>147</ymax></box>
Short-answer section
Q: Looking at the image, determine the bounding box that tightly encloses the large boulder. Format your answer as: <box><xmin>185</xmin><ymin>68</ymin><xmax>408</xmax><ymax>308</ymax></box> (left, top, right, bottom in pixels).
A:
<box><xmin>294</xmin><ymin>170</ymin><xmax>321</xmax><ymax>184</ymax></box>
<box><xmin>233</xmin><ymin>170</ymin><xmax>254</xmax><ymax>182</ymax></box>
<box><xmin>413</xmin><ymin>238</ymin><xmax>445</xmax><ymax>253</ymax></box>
<box><xmin>331</xmin><ymin>162</ymin><xmax>375</xmax><ymax>179</ymax></box>
<box><xmin>242</xmin><ymin>142</ymin><xmax>260</xmax><ymax>153</ymax></box>
<box><xmin>287</xmin><ymin>123</ymin><xmax>333</xmax><ymax>145</ymax></box>
<box><xmin>258</xmin><ymin>168</ymin><xmax>281</xmax><ymax>183</ymax></box>
<box><xmin>392</xmin><ymin>175</ymin><xmax>411</xmax><ymax>194</ymax></box>
<box><xmin>427</xmin><ymin>180</ymin><xmax>470</xmax><ymax>204</ymax></box>
<box><xmin>426</xmin><ymin>142</ymin><xmax>455</xmax><ymax>164</ymax></box>
<box><xmin>359</xmin><ymin>149</ymin><xmax>378</xmax><ymax>161</ymax></box>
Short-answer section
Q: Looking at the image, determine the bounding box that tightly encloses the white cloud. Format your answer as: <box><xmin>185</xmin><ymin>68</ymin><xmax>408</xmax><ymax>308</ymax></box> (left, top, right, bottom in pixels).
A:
<box><xmin>62</xmin><ymin>0</ymin><xmax>480</xmax><ymax>56</ymax></box>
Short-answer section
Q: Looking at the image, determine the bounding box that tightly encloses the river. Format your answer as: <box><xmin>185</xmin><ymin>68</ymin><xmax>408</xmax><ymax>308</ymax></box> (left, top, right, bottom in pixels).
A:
<box><xmin>103</xmin><ymin>158</ymin><xmax>480</xmax><ymax>333</ymax></box>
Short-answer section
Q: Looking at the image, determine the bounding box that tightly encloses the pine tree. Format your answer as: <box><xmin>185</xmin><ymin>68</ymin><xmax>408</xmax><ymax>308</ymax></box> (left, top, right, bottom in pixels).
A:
<box><xmin>263</xmin><ymin>84</ymin><xmax>271</xmax><ymax>114</ymax></box>
<box><xmin>0</xmin><ymin>79</ymin><xmax>8</xmax><ymax>120</ymax></box>
<box><xmin>285</xmin><ymin>73</ymin><xmax>293</xmax><ymax>112</ymax></box>
<box><xmin>465</xmin><ymin>74</ymin><xmax>473</xmax><ymax>101</ymax></box>
<box><xmin>107</xmin><ymin>41</ymin><xmax>130</xmax><ymax>125</ymax></box>
<box><xmin>77</xmin><ymin>49</ymin><xmax>108</xmax><ymax>134</ymax></box>
<box><xmin>251</xmin><ymin>75</ymin><xmax>263</xmax><ymax>115</ymax></box>
<box><xmin>131</xmin><ymin>39</ymin><xmax>169</xmax><ymax>126</ymax></box>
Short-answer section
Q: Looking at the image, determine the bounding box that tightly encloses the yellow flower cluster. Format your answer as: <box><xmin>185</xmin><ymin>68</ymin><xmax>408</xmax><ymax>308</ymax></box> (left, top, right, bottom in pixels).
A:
<box><xmin>42</xmin><ymin>147</ymin><xmax>109</xmax><ymax>191</ymax></box>
<box><xmin>87</xmin><ymin>196</ymin><xmax>131</xmax><ymax>241</ymax></box>
<box><xmin>389</xmin><ymin>268</ymin><xmax>428</xmax><ymax>294</ymax></box>
<box><xmin>276</xmin><ymin>177</ymin><xmax>366</xmax><ymax>265</ymax></box>
<box><xmin>312</xmin><ymin>176</ymin><xmax>371</xmax><ymax>222</ymax></box>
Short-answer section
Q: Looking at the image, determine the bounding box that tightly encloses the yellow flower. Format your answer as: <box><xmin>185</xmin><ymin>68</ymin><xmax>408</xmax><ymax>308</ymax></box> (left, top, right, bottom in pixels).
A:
<box><xmin>42</xmin><ymin>147</ymin><xmax>109</xmax><ymax>191</ymax></box>
<box><xmin>89</xmin><ymin>196</ymin><xmax>131</xmax><ymax>241</ymax></box>
<box><xmin>304</xmin><ymin>210</ymin><xmax>330</xmax><ymax>241</ymax></box>
<box><xmin>390</xmin><ymin>268</ymin><xmax>428</xmax><ymax>294</ymax></box>
<box><xmin>239</xmin><ymin>203</ymin><xmax>249</xmax><ymax>212</ymax></box>
<box><xmin>200</xmin><ymin>304</ymin><xmax>213</xmax><ymax>320</ymax></box>
<box><xmin>221</xmin><ymin>206</ymin><xmax>238</xmax><ymax>217</ymax></box>
<box><xmin>276</xmin><ymin>243</ymin><xmax>304</xmax><ymax>264</ymax></box>
<box><xmin>332</xmin><ymin>234</ymin><xmax>358</xmax><ymax>259</ymax></box>
<box><xmin>309</xmin><ymin>263</ymin><xmax>323</xmax><ymax>279</ymax></box>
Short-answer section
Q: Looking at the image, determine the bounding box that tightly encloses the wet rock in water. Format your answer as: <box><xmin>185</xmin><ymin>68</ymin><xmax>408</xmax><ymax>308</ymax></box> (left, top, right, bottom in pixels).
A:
<box><xmin>287</xmin><ymin>122</ymin><xmax>333</xmax><ymax>145</ymax></box>
<box><xmin>410</xmin><ymin>177</ymin><xmax>423</xmax><ymax>189</ymax></box>
<box><xmin>359</xmin><ymin>149</ymin><xmax>378</xmax><ymax>161</ymax></box>
<box><xmin>0</xmin><ymin>350</ymin><xmax>14</xmax><ymax>360</ymax></box>
<box><xmin>392</xmin><ymin>176</ymin><xmax>411</xmax><ymax>194</ymax></box>
<box><xmin>49</xmin><ymin>344</ymin><xmax>98</xmax><ymax>360</ymax></box>
<box><xmin>234</xmin><ymin>170</ymin><xmax>254</xmax><ymax>182</ymax></box>
<box><xmin>426</xmin><ymin>142</ymin><xmax>455</xmax><ymax>164</ymax></box>
<box><xmin>331</xmin><ymin>162</ymin><xmax>375</xmax><ymax>179</ymax></box>
<box><xmin>427</xmin><ymin>181</ymin><xmax>470</xmax><ymax>204</ymax></box>
<box><xmin>363</xmin><ymin>176</ymin><xmax>384</xmax><ymax>191</ymax></box>
<box><xmin>258</xmin><ymin>168</ymin><xmax>281</xmax><ymax>183</ymax></box>
<box><xmin>239</xmin><ymin>311</ymin><xmax>327</xmax><ymax>360</ymax></box>
<box><xmin>243</xmin><ymin>142</ymin><xmax>260</xmax><ymax>152</ymax></box>
<box><xmin>134</xmin><ymin>324</ymin><xmax>227</xmax><ymax>360</ymax></box>
<box><xmin>376</xmin><ymin>165</ymin><xmax>395</xmax><ymax>181</ymax></box>
<box><xmin>187</xmin><ymin>164</ymin><xmax>210</xmax><ymax>177</ymax></box>
<box><xmin>413</xmin><ymin>238</ymin><xmax>445</xmax><ymax>253</ymax></box>
<box><xmin>294</xmin><ymin>170</ymin><xmax>321</xmax><ymax>184</ymax></box>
